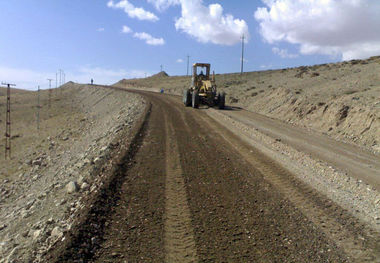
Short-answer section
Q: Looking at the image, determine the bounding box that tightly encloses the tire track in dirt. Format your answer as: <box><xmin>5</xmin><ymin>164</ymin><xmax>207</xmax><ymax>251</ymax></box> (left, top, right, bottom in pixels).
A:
<box><xmin>163</xmin><ymin>113</ymin><xmax>198</xmax><ymax>262</ymax></box>
<box><xmin>200</xmin><ymin>113</ymin><xmax>380</xmax><ymax>262</ymax></box>
<box><xmin>160</xmin><ymin>96</ymin><xmax>347</xmax><ymax>262</ymax></box>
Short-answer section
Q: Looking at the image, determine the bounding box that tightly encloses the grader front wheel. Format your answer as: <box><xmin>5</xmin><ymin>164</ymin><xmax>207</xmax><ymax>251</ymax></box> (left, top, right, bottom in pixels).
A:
<box><xmin>183</xmin><ymin>89</ymin><xmax>191</xmax><ymax>107</ymax></box>
<box><xmin>192</xmin><ymin>90</ymin><xmax>199</xmax><ymax>108</ymax></box>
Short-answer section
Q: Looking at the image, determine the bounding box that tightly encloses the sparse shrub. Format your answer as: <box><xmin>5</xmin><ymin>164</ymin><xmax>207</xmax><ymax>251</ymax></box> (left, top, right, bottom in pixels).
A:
<box><xmin>344</xmin><ymin>90</ymin><xmax>358</xmax><ymax>95</ymax></box>
<box><xmin>225</xmin><ymin>79</ymin><xmax>247</xmax><ymax>86</ymax></box>
<box><xmin>251</xmin><ymin>92</ymin><xmax>258</xmax><ymax>97</ymax></box>
<box><xmin>318</xmin><ymin>102</ymin><xmax>326</xmax><ymax>106</ymax></box>
<box><xmin>322</xmin><ymin>105</ymin><xmax>329</xmax><ymax>113</ymax></box>
<box><xmin>298</xmin><ymin>66</ymin><xmax>308</xmax><ymax>72</ymax></box>
<box><xmin>295</xmin><ymin>72</ymin><xmax>303</xmax><ymax>78</ymax></box>
<box><xmin>306</xmin><ymin>105</ymin><xmax>317</xmax><ymax>115</ymax></box>
<box><xmin>229</xmin><ymin>97</ymin><xmax>239</xmax><ymax>103</ymax></box>
<box><xmin>295</xmin><ymin>66</ymin><xmax>309</xmax><ymax>78</ymax></box>
<box><xmin>350</xmin><ymin>60</ymin><xmax>360</xmax><ymax>65</ymax></box>
<box><xmin>338</xmin><ymin>105</ymin><xmax>349</xmax><ymax>121</ymax></box>
<box><xmin>311</xmin><ymin>72</ymin><xmax>320</xmax><ymax>77</ymax></box>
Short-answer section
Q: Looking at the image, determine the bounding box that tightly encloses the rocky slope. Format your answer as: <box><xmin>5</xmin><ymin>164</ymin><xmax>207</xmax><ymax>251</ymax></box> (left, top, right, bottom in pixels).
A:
<box><xmin>0</xmin><ymin>83</ymin><xmax>146</xmax><ymax>262</ymax></box>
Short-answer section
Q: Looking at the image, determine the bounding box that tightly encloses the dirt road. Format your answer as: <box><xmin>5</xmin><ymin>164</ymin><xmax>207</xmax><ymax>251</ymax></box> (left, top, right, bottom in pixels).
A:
<box><xmin>47</xmin><ymin>91</ymin><xmax>380</xmax><ymax>262</ymax></box>
<box><xmin>218</xmin><ymin>109</ymin><xmax>380</xmax><ymax>190</ymax></box>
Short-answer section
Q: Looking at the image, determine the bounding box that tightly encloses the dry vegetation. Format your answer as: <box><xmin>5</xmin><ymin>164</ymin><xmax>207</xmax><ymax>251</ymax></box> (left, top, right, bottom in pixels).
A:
<box><xmin>114</xmin><ymin>56</ymin><xmax>380</xmax><ymax>153</ymax></box>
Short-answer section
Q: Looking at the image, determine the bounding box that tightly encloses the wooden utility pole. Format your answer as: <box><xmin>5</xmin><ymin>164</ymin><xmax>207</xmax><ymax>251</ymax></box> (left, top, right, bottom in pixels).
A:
<box><xmin>47</xmin><ymin>79</ymin><xmax>53</xmax><ymax>108</ymax></box>
<box><xmin>241</xmin><ymin>34</ymin><xmax>245</xmax><ymax>75</ymax></box>
<box><xmin>37</xmin><ymin>86</ymin><xmax>40</xmax><ymax>131</ymax></box>
<box><xmin>187</xmin><ymin>55</ymin><xmax>190</xmax><ymax>76</ymax></box>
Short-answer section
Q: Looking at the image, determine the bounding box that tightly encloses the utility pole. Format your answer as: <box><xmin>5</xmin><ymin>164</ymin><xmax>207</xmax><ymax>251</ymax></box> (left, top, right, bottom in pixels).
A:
<box><xmin>160</xmin><ymin>65</ymin><xmax>163</xmax><ymax>72</ymax></box>
<box><xmin>240</xmin><ymin>34</ymin><xmax>245</xmax><ymax>75</ymax></box>
<box><xmin>37</xmin><ymin>86</ymin><xmax>40</xmax><ymax>131</ymax></box>
<box><xmin>2</xmin><ymin>82</ymin><xmax>15</xmax><ymax>159</ymax></box>
<box><xmin>47</xmin><ymin>79</ymin><xmax>53</xmax><ymax>109</ymax></box>
<box><xmin>63</xmin><ymin>72</ymin><xmax>65</xmax><ymax>84</ymax></box>
<box><xmin>59</xmin><ymin>69</ymin><xmax>62</xmax><ymax>87</ymax></box>
<box><xmin>187</xmin><ymin>55</ymin><xmax>190</xmax><ymax>76</ymax></box>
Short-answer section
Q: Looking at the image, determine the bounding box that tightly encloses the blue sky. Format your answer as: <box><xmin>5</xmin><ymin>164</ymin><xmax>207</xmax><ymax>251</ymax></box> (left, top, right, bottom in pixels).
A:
<box><xmin>1</xmin><ymin>0</ymin><xmax>379</xmax><ymax>90</ymax></box>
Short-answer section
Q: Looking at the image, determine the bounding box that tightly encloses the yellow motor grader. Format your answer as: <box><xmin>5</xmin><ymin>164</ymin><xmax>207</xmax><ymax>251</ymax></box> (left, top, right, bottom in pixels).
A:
<box><xmin>183</xmin><ymin>63</ymin><xmax>225</xmax><ymax>109</ymax></box>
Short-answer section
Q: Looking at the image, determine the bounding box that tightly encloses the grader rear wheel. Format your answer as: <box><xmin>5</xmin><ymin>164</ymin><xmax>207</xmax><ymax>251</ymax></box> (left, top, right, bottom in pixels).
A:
<box><xmin>218</xmin><ymin>92</ymin><xmax>225</xmax><ymax>109</ymax></box>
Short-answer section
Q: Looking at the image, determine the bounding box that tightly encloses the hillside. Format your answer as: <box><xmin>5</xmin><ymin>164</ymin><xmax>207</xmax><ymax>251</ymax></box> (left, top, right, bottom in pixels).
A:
<box><xmin>113</xmin><ymin>56</ymin><xmax>380</xmax><ymax>154</ymax></box>
<box><xmin>0</xmin><ymin>83</ymin><xmax>145</xmax><ymax>261</ymax></box>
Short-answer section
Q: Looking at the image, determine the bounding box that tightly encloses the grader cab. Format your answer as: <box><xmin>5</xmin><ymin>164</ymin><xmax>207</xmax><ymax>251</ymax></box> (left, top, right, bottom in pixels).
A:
<box><xmin>183</xmin><ymin>63</ymin><xmax>225</xmax><ymax>109</ymax></box>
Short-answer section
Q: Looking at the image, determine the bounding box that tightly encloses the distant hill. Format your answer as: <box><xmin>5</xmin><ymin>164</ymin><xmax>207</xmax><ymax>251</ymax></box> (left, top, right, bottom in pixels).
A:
<box><xmin>150</xmin><ymin>71</ymin><xmax>169</xmax><ymax>78</ymax></box>
<box><xmin>0</xmin><ymin>86</ymin><xmax>31</xmax><ymax>96</ymax></box>
<box><xmin>112</xmin><ymin>71</ymin><xmax>170</xmax><ymax>89</ymax></box>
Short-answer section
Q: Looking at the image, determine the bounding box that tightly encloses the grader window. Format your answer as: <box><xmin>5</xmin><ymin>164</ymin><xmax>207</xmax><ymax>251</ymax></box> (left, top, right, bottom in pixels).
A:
<box><xmin>197</xmin><ymin>67</ymin><xmax>207</xmax><ymax>76</ymax></box>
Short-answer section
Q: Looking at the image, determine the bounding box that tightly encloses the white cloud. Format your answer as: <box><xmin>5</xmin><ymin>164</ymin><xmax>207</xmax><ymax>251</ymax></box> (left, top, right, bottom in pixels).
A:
<box><xmin>175</xmin><ymin>0</ymin><xmax>249</xmax><ymax>45</ymax></box>
<box><xmin>97</xmin><ymin>28</ymin><xmax>105</xmax><ymax>32</ymax></box>
<box><xmin>260</xmin><ymin>64</ymin><xmax>272</xmax><ymax>69</ymax></box>
<box><xmin>0</xmin><ymin>65</ymin><xmax>149</xmax><ymax>90</ymax></box>
<box><xmin>122</xmin><ymin>25</ymin><xmax>132</xmax><ymax>34</ymax></box>
<box><xmin>176</xmin><ymin>58</ymin><xmax>184</xmax><ymax>63</ymax></box>
<box><xmin>133</xmin><ymin>32</ymin><xmax>165</xmax><ymax>45</ymax></box>
<box><xmin>272</xmin><ymin>47</ymin><xmax>298</xmax><ymax>58</ymax></box>
<box><xmin>147</xmin><ymin>0</ymin><xmax>179</xmax><ymax>11</ymax></box>
<box><xmin>254</xmin><ymin>0</ymin><xmax>380</xmax><ymax>60</ymax></box>
<box><xmin>107</xmin><ymin>0</ymin><xmax>159</xmax><ymax>22</ymax></box>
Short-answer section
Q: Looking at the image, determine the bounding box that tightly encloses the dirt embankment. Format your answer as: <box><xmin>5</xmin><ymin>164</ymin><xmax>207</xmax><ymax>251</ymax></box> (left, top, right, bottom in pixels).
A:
<box><xmin>114</xmin><ymin>56</ymin><xmax>380</xmax><ymax>154</ymax></box>
<box><xmin>0</xmin><ymin>83</ymin><xmax>145</xmax><ymax>262</ymax></box>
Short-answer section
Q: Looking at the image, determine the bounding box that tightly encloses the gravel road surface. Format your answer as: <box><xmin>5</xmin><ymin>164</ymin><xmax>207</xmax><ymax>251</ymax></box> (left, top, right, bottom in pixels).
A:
<box><xmin>46</xmin><ymin>90</ymin><xmax>380</xmax><ymax>263</ymax></box>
